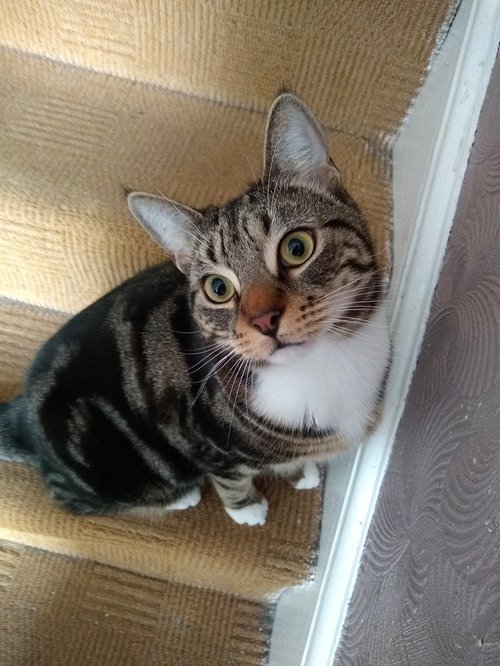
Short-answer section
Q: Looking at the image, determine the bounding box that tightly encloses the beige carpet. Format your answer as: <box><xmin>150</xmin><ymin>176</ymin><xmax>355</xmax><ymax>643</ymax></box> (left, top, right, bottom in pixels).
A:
<box><xmin>0</xmin><ymin>1</ymin><xmax>458</xmax><ymax>663</ymax></box>
<box><xmin>0</xmin><ymin>541</ymin><xmax>268</xmax><ymax>666</ymax></box>
<box><xmin>0</xmin><ymin>47</ymin><xmax>392</xmax><ymax>313</ymax></box>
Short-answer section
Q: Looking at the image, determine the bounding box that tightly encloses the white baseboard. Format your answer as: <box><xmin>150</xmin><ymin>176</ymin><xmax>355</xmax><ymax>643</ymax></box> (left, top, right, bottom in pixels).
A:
<box><xmin>269</xmin><ymin>1</ymin><xmax>500</xmax><ymax>663</ymax></box>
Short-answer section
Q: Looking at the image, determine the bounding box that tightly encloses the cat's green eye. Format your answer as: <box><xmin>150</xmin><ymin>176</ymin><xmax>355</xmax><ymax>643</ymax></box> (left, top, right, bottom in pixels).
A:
<box><xmin>204</xmin><ymin>275</ymin><xmax>235</xmax><ymax>303</ymax></box>
<box><xmin>279</xmin><ymin>230</ymin><xmax>315</xmax><ymax>267</ymax></box>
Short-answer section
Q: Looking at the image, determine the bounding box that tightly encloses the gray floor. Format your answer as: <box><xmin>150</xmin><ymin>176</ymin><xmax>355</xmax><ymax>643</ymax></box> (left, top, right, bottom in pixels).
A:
<box><xmin>335</xmin><ymin>50</ymin><xmax>500</xmax><ymax>665</ymax></box>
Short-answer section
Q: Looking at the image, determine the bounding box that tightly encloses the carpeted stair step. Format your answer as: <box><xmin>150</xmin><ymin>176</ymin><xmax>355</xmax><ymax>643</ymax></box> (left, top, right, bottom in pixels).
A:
<box><xmin>0</xmin><ymin>459</ymin><xmax>322</xmax><ymax>599</ymax></box>
<box><xmin>0</xmin><ymin>0</ymin><xmax>456</xmax><ymax>141</ymax></box>
<box><xmin>0</xmin><ymin>46</ymin><xmax>391</xmax><ymax>315</ymax></box>
<box><xmin>0</xmin><ymin>298</ymin><xmax>67</xmax><ymax>403</ymax></box>
<box><xmin>0</xmin><ymin>540</ymin><xmax>269</xmax><ymax>665</ymax></box>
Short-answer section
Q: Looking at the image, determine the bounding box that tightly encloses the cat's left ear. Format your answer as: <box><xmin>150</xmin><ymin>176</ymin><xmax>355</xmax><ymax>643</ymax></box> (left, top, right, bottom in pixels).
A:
<box><xmin>127</xmin><ymin>192</ymin><xmax>201</xmax><ymax>274</ymax></box>
<box><xmin>263</xmin><ymin>93</ymin><xmax>341</xmax><ymax>190</ymax></box>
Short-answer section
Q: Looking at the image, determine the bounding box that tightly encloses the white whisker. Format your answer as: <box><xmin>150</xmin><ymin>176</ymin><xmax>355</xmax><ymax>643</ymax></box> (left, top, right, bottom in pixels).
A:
<box><xmin>243</xmin><ymin>152</ymin><xmax>258</xmax><ymax>183</ymax></box>
<box><xmin>184</xmin><ymin>339</ymin><xmax>231</xmax><ymax>354</ymax></box>
<box><xmin>188</xmin><ymin>342</ymin><xmax>233</xmax><ymax>374</ymax></box>
<box><xmin>308</xmin><ymin>270</ymin><xmax>385</xmax><ymax>307</ymax></box>
<box><xmin>222</xmin><ymin>357</ymin><xmax>245</xmax><ymax>421</ymax></box>
<box><xmin>191</xmin><ymin>349</ymin><xmax>237</xmax><ymax>405</ymax></box>
<box><xmin>226</xmin><ymin>354</ymin><xmax>250</xmax><ymax>446</ymax></box>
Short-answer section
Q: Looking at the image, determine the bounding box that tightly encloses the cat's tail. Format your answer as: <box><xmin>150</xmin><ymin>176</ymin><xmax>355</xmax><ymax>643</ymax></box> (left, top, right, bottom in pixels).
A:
<box><xmin>0</xmin><ymin>397</ymin><xmax>35</xmax><ymax>464</ymax></box>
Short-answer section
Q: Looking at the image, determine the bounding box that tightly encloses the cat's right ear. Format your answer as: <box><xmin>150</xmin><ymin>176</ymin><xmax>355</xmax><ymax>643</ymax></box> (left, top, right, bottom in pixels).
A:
<box><xmin>127</xmin><ymin>192</ymin><xmax>201</xmax><ymax>274</ymax></box>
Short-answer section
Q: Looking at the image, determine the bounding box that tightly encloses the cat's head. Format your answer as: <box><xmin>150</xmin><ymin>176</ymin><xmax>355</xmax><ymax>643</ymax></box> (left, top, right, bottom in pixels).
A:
<box><xmin>128</xmin><ymin>93</ymin><xmax>382</xmax><ymax>365</ymax></box>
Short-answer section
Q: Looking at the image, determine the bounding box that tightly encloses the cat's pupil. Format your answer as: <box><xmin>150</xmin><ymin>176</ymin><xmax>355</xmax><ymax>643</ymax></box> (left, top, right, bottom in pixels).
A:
<box><xmin>288</xmin><ymin>238</ymin><xmax>305</xmax><ymax>257</ymax></box>
<box><xmin>212</xmin><ymin>278</ymin><xmax>226</xmax><ymax>296</ymax></box>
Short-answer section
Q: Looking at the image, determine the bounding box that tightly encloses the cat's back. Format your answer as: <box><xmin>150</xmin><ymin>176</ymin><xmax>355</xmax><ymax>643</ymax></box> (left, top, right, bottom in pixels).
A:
<box><xmin>31</xmin><ymin>262</ymin><xmax>182</xmax><ymax>359</ymax></box>
<box><xmin>25</xmin><ymin>261</ymin><xmax>193</xmax><ymax>400</ymax></box>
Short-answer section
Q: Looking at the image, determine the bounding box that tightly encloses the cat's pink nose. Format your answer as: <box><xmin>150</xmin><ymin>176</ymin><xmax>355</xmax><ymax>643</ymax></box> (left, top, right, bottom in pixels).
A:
<box><xmin>251</xmin><ymin>309</ymin><xmax>282</xmax><ymax>337</ymax></box>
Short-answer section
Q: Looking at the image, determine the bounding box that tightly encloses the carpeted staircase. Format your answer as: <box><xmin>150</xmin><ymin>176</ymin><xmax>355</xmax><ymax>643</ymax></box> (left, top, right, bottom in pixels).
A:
<box><xmin>0</xmin><ymin>2</ymin><xmax>458</xmax><ymax>664</ymax></box>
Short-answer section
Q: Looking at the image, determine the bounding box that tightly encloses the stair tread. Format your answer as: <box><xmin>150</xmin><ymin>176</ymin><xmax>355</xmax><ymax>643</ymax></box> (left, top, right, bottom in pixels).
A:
<box><xmin>0</xmin><ymin>540</ymin><xmax>268</xmax><ymax>665</ymax></box>
<box><xmin>0</xmin><ymin>460</ymin><xmax>322</xmax><ymax>599</ymax></box>
<box><xmin>0</xmin><ymin>297</ymin><xmax>68</xmax><ymax>402</ymax></box>
<box><xmin>0</xmin><ymin>0</ymin><xmax>457</xmax><ymax>140</ymax></box>
<box><xmin>0</xmin><ymin>297</ymin><xmax>323</xmax><ymax>600</ymax></box>
<box><xmin>0</xmin><ymin>46</ymin><xmax>391</xmax><ymax>313</ymax></box>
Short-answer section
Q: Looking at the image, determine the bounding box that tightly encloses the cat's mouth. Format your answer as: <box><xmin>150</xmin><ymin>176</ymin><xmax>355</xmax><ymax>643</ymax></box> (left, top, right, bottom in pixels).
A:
<box><xmin>274</xmin><ymin>340</ymin><xmax>305</xmax><ymax>351</ymax></box>
<box><xmin>231</xmin><ymin>327</ymin><xmax>314</xmax><ymax>363</ymax></box>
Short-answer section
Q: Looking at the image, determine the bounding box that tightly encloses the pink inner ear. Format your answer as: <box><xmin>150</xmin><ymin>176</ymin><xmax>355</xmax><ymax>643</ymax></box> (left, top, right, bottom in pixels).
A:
<box><xmin>316</xmin><ymin>161</ymin><xmax>341</xmax><ymax>188</ymax></box>
<box><xmin>173</xmin><ymin>250</ymin><xmax>191</xmax><ymax>274</ymax></box>
<box><xmin>328</xmin><ymin>156</ymin><xmax>341</xmax><ymax>178</ymax></box>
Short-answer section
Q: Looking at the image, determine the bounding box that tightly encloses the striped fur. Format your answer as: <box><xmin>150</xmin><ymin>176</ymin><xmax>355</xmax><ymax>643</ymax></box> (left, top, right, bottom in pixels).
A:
<box><xmin>0</xmin><ymin>94</ymin><xmax>390</xmax><ymax>525</ymax></box>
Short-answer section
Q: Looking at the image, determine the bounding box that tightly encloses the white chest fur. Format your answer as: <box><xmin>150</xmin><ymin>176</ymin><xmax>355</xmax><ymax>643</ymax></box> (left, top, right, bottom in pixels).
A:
<box><xmin>251</xmin><ymin>305</ymin><xmax>390</xmax><ymax>444</ymax></box>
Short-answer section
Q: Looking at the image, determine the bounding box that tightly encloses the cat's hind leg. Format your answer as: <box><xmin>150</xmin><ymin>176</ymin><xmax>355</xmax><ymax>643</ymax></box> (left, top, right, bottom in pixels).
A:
<box><xmin>272</xmin><ymin>460</ymin><xmax>321</xmax><ymax>490</ymax></box>
<box><xmin>125</xmin><ymin>486</ymin><xmax>202</xmax><ymax>518</ymax></box>
<box><xmin>209</xmin><ymin>468</ymin><xmax>268</xmax><ymax>526</ymax></box>
<box><xmin>293</xmin><ymin>460</ymin><xmax>321</xmax><ymax>489</ymax></box>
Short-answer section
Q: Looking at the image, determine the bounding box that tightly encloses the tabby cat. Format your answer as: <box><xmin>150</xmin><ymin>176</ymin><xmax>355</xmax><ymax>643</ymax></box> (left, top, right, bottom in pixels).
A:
<box><xmin>0</xmin><ymin>94</ymin><xmax>390</xmax><ymax>526</ymax></box>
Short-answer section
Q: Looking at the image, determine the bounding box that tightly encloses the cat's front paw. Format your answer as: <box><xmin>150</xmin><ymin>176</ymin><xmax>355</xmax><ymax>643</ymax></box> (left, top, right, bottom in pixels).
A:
<box><xmin>293</xmin><ymin>461</ymin><xmax>321</xmax><ymax>490</ymax></box>
<box><xmin>225</xmin><ymin>497</ymin><xmax>268</xmax><ymax>526</ymax></box>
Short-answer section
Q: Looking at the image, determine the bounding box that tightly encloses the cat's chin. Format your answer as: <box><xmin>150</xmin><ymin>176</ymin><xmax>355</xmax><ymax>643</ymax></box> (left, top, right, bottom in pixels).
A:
<box><xmin>268</xmin><ymin>341</ymin><xmax>309</xmax><ymax>365</ymax></box>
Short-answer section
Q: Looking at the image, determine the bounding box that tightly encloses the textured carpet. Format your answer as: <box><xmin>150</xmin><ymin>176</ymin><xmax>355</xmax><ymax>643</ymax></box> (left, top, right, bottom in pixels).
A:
<box><xmin>0</xmin><ymin>47</ymin><xmax>392</xmax><ymax>313</ymax></box>
<box><xmin>0</xmin><ymin>1</ymin><xmax>458</xmax><ymax>663</ymax></box>
<box><xmin>0</xmin><ymin>541</ymin><xmax>268</xmax><ymax>666</ymax></box>
<box><xmin>0</xmin><ymin>0</ymin><xmax>456</xmax><ymax>139</ymax></box>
